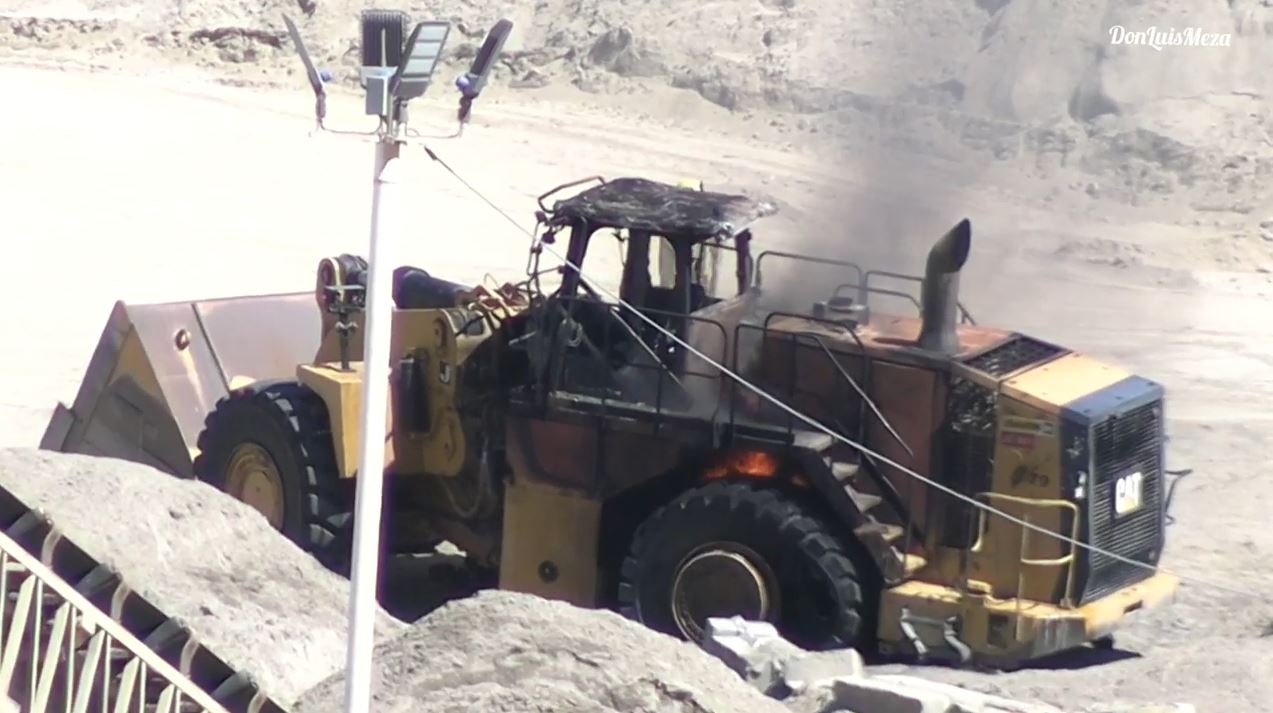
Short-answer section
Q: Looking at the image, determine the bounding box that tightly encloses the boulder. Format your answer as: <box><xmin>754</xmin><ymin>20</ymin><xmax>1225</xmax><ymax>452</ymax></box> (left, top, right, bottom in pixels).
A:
<box><xmin>1084</xmin><ymin>706</ymin><xmax>1197</xmax><ymax>713</ymax></box>
<box><xmin>817</xmin><ymin>676</ymin><xmax>953</xmax><ymax>713</ymax></box>
<box><xmin>781</xmin><ymin>648</ymin><xmax>867</xmax><ymax>694</ymax></box>
<box><xmin>702</xmin><ymin>617</ymin><xmax>804</xmax><ymax>694</ymax></box>
<box><xmin>872</xmin><ymin>675</ymin><xmax>1064</xmax><ymax>713</ymax></box>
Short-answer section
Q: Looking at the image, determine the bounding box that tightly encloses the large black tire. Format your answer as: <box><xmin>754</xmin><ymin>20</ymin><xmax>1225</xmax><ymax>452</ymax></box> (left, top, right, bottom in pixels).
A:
<box><xmin>193</xmin><ymin>382</ymin><xmax>352</xmax><ymax>571</ymax></box>
<box><xmin>618</xmin><ymin>481</ymin><xmax>873</xmax><ymax>651</ymax></box>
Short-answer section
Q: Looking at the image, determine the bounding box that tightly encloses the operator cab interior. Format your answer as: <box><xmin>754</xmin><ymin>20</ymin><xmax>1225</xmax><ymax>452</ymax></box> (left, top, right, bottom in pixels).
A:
<box><xmin>531</xmin><ymin>177</ymin><xmax>772</xmax><ymax>406</ymax></box>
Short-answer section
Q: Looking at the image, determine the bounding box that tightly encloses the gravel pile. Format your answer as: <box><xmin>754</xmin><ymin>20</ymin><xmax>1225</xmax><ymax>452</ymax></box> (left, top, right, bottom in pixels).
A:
<box><xmin>293</xmin><ymin>589</ymin><xmax>791</xmax><ymax>713</ymax></box>
<box><xmin>0</xmin><ymin>448</ymin><xmax>408</xmax><ymax>708</ymax></box>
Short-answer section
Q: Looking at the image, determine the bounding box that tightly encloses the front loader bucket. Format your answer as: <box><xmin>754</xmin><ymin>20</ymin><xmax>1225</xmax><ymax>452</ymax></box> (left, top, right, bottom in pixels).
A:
<box><xmin>39</xmin><ymin>293</ymin><xmax>322</xmax><ymax>477</ymax></box>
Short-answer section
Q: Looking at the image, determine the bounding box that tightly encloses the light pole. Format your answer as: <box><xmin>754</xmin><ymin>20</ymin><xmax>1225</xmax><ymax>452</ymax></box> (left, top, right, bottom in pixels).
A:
<box><xmin>281</xmin><ymin>11</ymin><xmax>511</xmax><ymax>712</ymax></box>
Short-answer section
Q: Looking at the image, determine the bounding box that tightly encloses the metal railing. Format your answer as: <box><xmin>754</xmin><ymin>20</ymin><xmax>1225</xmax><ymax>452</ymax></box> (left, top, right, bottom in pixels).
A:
<box><xmin>543</xmin><ymin>297</ymin><xmax>729</xmax><ymax>431</ymax></box>
<box><xmin>0</xmin><ymin>528</ymin><xmax>238</xmax><ymax>713</ymax></box>
<box><xmin>831</xmin><ymin>270</ymin><xmax>976</xmax><ymax>326</ymax></box>
<box><xmin>729</xmin><ymin>315</ymin><xmax>925</xmax><ymax>568</ymax></box>
<box><xmin>753</xmin><ymin>250</ymin><xmax>976</xmax><ymax>326</ymax></box>
<box><xmin>968</xmin><ymin>493</ymin><xmax>1081</xmax><ymax>639</ymax></box>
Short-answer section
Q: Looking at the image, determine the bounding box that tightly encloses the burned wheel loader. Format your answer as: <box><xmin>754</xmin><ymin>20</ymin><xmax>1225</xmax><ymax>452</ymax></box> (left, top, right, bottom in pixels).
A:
<box><xmin>41</xmin><ymin>176</ymin><xmax>1178</xmax><ymax>667</ymax></box>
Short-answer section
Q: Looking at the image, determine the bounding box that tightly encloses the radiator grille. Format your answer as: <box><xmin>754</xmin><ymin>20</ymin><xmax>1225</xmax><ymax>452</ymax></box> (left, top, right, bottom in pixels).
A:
<box><xmin>965</xmin><ymin>337</ymin><xmax>1065</xmax><ymax>378</ymax></box>
<box><xmin>1081</xmin><ymin>400</ymin><xmax>1164</xmax><ymax>602</ymax></box>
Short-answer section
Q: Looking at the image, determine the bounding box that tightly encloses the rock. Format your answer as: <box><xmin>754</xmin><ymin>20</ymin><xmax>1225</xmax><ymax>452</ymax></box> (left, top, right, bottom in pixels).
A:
<box><xmin>509</xmin><ymin>68</ymin><xmax>551</xmax><ymax>89</ymax></box>
<box><xmin>701</xmin><ymin>617</ymin><xmax>803</xmax><ymax>694</ymax></box>
<box><xmin>781</xmin><ymin>648</ymin><xmax>866</xmax><ymax>694</ymax></box>
<box><xmin>584</xmin><ymin>27</ymin><xmax>663</xmax><ymax>77</ymax></box>
<box><xmin>781</xmin><ymin>684</ymin><xmax>843</xmax><ymax>713</ymax></box>
<box><xmin>872</xmin><ymin>675</ymin><xmax>1063</xmax><ymax>713</ymax></box>
<box><xmin>1084</xmin><ymin>706</ymin><xmax>1196</xmax><ymax>713</ymax></box>
<box><xmin>700</xmin><ymin>618</ymin><xmax>865</xmax><ymax>696</ymax></box>
<box><xmin>819</xmin><ymin>677</ymin><xmax>953</xmax><ymax>713</ymax></box>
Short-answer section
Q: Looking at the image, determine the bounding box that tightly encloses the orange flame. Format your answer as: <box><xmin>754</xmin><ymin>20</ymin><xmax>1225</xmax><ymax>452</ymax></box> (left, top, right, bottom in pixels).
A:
<box><xmin>704</xmin><ymin>450</ymin><xmax>781</xmax><ymax>480</ymax></box>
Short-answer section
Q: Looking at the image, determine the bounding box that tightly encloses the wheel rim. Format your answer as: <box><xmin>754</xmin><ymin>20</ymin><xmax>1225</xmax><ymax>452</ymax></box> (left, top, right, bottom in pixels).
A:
<box><xmin>670</xmin><ymin>544</ymin><xmax>776</xmax><ymax>642</ymax></box>
<box><xmin>225</xmin><ymin>443</ymin><xmax>286</xmax><ymax>529</ymax></box>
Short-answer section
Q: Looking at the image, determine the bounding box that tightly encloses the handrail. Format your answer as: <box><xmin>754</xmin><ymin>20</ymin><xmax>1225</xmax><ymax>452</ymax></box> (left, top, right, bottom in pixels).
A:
<box><xmin>547</xmin><ymin>296</ymin><xmax>729</xmax><ymax>427</ymax></box>
<box><xmin>856</xmin><ymin>270</ymin><xmax>977</xmax><ymax>325</ymax></box>
<box><xmin>830</xmin><ymin>281</ymin><xmax>977</xmax><ymax>327</ymax></box>
<box><xmin>752</xmin><ymin>250</ymin><xmax>864</xmax><ymax>290</ymax></box>
<box><xmin>831</xmin><ymin>282</ymin><xmax>921</xmax><ymax>312</ymax></box>
<box><xmin>536</xmin><ymin>175</ymin><xmax>606</xmax><ymax>213</ymax></box>
<box><xmin>799</xmin><ymin>333</ymin><xmax>913</xmax><ymax>459</ymax></box>
<box><xmin>0</xmin><ymin>529</ymin><xmax>233</xmax><ymax>713</ymax></box>
<box><xmin>968</xmin><ymin>492</ymin><xmax>1081</xmax><ymax>609</ymax></box>
<box><xmin>755</xmin><ymin>312</ymin><xmax>913</xmax><ymax>459</ymax></box>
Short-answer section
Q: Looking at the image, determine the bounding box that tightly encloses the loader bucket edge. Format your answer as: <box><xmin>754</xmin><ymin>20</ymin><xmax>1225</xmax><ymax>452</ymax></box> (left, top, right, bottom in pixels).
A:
<box><xmin>40</xmin><ymin>293</ymin><xmax>321</xmax><ymax>478</ymax></box>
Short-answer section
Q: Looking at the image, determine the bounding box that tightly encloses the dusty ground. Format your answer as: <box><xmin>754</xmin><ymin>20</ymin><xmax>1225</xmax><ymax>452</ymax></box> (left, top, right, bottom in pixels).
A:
<box><xmin>2</xmin><ymin>0</ymin><xmax>1273</xmax><ymax>710</ymax></box>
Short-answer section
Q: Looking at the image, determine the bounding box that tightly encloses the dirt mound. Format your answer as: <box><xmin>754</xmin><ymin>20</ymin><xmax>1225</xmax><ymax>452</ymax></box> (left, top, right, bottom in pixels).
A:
<box><xmin>5</xmin><ymin>0</ymin><xmax>1271</xmax><ymax>226</ymax></box>
<box><xmin>293</xmin><ymin>589</ymin><xmax>791</xmax><ymax>713</ymax></box>
<box><xmin>0</xmin><ymin>448</ymin><xmax>407</xmax><ymax>708</ymax></box>
<box><xmin>4</xmin><ymin>0</ymin><xmax>1258</xmax><ymax>118</ymax></box>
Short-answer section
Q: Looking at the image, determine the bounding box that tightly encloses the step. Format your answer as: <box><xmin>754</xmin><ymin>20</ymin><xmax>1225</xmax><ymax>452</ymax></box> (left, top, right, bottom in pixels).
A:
<box><xmin>901</xmin><ymin>554</ymin><xmax>928</xmax><ymax>578</ymax></box>
<box><xmin>854</xmin><ymin>522</ymin><xmax>905</xmax><ymax>546</ymax></box>
<box><xmin>843</xmin><ymin>486</ymin><xmax>882</xmax><ymax>513</ymax></box>
<box><xmin>792</xmin><ymin>430</ymin><xmax>835</xmax><ymax>452</ymax></box>
<box><xmin>829</xmin><ymin>460</ymin><xmax>860</xmax><ymax>483</ymax></box>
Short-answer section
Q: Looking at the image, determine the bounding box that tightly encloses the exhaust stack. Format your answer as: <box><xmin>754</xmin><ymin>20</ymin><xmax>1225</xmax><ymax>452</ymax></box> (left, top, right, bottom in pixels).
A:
<box><xmin>917</xmin><ymin>218</ymin><xmax>972</xmax><ymax>354</ymax></box>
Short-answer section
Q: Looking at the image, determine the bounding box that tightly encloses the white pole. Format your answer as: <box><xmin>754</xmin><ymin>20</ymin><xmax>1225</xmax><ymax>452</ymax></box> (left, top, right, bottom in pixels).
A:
<box><xmin>343</xmin><ymin>135</ymin><xmax>401</xmax><ymax>713</ymax></box>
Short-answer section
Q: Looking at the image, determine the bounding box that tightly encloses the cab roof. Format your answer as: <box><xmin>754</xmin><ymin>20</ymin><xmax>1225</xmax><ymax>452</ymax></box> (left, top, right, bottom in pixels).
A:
<box><xmin>549</xmin><ymin>177</ymin><xmax>777</xmax><ymax>240</ymax></box>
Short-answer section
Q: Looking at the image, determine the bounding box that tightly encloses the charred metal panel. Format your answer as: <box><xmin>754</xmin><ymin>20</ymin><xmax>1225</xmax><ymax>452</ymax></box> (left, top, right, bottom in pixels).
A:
<box><xmin>505</xmin><ymin>416</ymin><xmax>599</xmax><ymax>492</ymax></box>
<box><xmin>935</xmin><ymin>376</ymin><xmax>998</xmax><ymax>548</ymax></box>
<box><xmin>866</xmin><ymin>361</ymin><xmax>943</xmax><ymax>535</ymax></box>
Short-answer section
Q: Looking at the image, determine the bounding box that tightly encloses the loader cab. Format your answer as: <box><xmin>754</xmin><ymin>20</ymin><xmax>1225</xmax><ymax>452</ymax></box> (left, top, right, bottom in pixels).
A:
<box><xmin>527</xmin><ymin>177</ymin><xmax>772</xmax><ymax>406</ymax></box>
<box><xmin>547</xmin><ymin>179</ymin><xmax>763</xmax><ymax>304</ymax></box>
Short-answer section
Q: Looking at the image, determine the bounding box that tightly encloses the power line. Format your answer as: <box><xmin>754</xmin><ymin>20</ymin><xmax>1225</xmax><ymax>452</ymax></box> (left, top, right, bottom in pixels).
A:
<box><xmin>423</xmin><ymin>147</ymin><xmax>1264</xmax><ymax>602</ymax></box>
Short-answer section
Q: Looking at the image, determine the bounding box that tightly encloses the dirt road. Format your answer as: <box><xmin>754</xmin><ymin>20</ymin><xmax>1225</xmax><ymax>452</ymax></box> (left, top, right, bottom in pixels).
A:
<box><xmin>2</xmin><ymin>63</ymin><xmax>1271</xmax><ymax>711</ymax></box>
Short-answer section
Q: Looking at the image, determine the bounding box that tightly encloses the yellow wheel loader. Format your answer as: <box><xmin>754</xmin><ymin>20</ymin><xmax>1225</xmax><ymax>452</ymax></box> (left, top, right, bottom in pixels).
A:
<box><xmin>40</xmin><ymin>177</ymin><xmax>1177</xmax><ymax>667</ymax></box>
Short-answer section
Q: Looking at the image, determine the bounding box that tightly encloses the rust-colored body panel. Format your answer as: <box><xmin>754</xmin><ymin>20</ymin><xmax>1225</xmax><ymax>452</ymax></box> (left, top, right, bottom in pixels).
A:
<box><xmin>866</xmin><ymin>361</ymin><xmax>943</xmax><ymax>551</ymax></box>
<box><xmin>766</xmin><ymin>313</ymin><xmax>1012</xmax><ymax>364</ymax></box>
<box><xmin>504</xmin><ymin>413</ymin><xmax>687</xmax><ymax>499</ymax></box>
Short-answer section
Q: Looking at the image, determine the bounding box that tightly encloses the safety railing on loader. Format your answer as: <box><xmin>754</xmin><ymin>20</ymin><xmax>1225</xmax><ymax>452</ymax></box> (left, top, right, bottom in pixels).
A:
<box><xmin>832</xmin><ymin>270</ymin><xmax>976</xmax><ymax>326</ymax></box>
<box><xmin>968</xmin><ymin>493</ymin><xmax>1081</xmax><ymax>637</ymax></box>
<box><xmin>728</xmin><ymin>315</ymin><xmax>925</xmax><ymax>568</ymax></box>
<box><xmin>751</xmin><ymin>249</ymin><xmax>976</xmax><ymax>325</ymax></box>
<box><xmin>540</xmin><ymin>296</ymin><xmax>730</xmax><ymax>434</ymax></box>
<box><xmin>0</xmin><ymin>489</ymin><xmax>286</xmax><ymax>713</ymax></box>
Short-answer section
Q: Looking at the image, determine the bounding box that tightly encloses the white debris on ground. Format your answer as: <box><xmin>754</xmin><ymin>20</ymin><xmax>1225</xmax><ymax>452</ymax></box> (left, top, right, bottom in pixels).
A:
<box><xmin>290</xmin><ymin>596</ymin><xmax>1197</xmax><ymax>713</ymax></box>
<box><xmin>0</xmin><ymin>448</ymin><xmax>407</xmax><ymax>708</ymax></box>
<box><xmin>699</xmin><ymin>618</ymin><xmax>1196</xmax><ymax>713</ymax></box>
